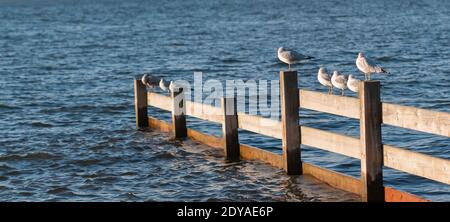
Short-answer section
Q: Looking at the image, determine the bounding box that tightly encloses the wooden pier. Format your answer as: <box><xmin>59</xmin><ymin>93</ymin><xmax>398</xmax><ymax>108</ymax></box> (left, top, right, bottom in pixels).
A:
<box><xmin>134</xmin><ymin>71</ymin><xmax>450</xmax><ymax>202</ymax></box>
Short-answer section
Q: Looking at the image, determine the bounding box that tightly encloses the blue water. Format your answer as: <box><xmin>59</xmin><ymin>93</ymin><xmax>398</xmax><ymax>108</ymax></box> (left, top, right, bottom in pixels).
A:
<box><xmin>0</xmin><ymin>0</ymin><xmax>449</xmax><ymax>201</ymax></box>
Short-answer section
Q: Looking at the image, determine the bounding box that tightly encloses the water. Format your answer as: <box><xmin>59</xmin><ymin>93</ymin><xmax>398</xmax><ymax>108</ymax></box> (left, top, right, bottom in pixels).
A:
<box><xmin>0</xmin><ymin>0</ymin><xmax>449</xmax><ymax>201</ymax></box>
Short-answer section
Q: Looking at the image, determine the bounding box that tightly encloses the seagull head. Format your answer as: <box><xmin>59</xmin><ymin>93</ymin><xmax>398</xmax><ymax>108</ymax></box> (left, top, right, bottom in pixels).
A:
<box><xmin>332</xmin><ymin>70</ymin><xmax>340</xmax><ymax>76</ymax></box>
<box><xmin>318</xmin><ymin>67</ymin><xmax>327</xmax><ymax>75</ymax></box>
<box><xmin>348</xmin><ymin>74</ymin><xmax>353</xmax><ymax>79</ymax></box>
<box><xmin>358</xmin><ymin>52</ymin><xmax>365</xmax><ymax>58</ymax></box>
<box><xmin>278</xmin><ymin>47</ymin><xmax>284</xmax><ymax>53</ymax></box>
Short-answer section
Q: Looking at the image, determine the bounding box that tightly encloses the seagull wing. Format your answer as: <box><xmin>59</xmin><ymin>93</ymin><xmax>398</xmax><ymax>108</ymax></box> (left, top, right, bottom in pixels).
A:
<box><xmin>348</xmin><ymin>78</ymin><xmax>359</xmax><ymax>88</ymax></box>
<box><xmin>336</xmin><ymin>75</ymin><xmax>347</xmax><ymax>85</ymax></box>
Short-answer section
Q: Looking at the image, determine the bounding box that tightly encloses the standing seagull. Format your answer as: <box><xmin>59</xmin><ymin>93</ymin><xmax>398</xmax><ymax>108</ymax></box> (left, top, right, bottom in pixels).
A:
<box><xmin>159</xmin><ymin>78</ymin><xmax>169</xmax><ymax>92</ymax></box>
<box><xmin>356</xmin><ymin>52</ymin><xmax>389</xmax><ymax>80</ymax></box>
<box><xmin>317</xmin><ymin>67</ymin><xmax>333</xmax><ymax>94</ymax></box>
<box><xmin>141</xmin><ymin>73</ymin><xmax>159</xmax><ymax>89</ymax></box>
<box><xmin>347</xmin><ymin>74</ymin><xmax>360</xmax><ymax>93</ymax></box>
<box><xmin>331</xmin><ymin>71</ymin><xmax>348</xmax><ymax>96</ymax></box>
<box><xmin>277</xmin><ymin>47</ymin><xmax>313</xmax><ymax>70</ymax></box>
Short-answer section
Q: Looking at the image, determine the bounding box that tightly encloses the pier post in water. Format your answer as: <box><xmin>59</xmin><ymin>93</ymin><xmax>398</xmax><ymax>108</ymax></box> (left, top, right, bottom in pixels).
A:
<box><xmin>134</xmin><ymin>78</ymin><xmax>148</xmax><ymax>128</ymax></box>
<box><xmin>171</xmin><ymin>87</ymin><xmax>187</xmax><ymax>138</ymax></box>
<box><xmin>221</xmin><ymin>97</ymin><xmax>240</xmax><ymax>161</ymax></box>
<box><xmin>359</xmin><ymin>81</ymin><xmax>384</xmax><ymax>202</ymax></box>
<box><xmin>280</xmin><ymin>71</ymin><xmax>302</xmax><ymax>175</ymax></box>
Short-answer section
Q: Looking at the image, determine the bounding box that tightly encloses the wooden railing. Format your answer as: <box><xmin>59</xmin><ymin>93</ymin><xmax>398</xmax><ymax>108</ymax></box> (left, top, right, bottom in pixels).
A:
<box><xmin>134</xmin><ymin>71</ymin><xmax>449</xmax><ymax>202</ymax></box>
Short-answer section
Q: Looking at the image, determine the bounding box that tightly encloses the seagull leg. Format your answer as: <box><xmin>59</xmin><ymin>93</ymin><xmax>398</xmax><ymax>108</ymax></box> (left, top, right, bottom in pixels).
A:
<box><xmin>288</xmin><ymin>64</ymin><xmax>291</xmax><ymax>71</ymax></box>
<box><xmin>368</xmin><ymin>73</ymin><xmax>371</xmax><ymax>80</ymax></box>
<box><xmin>341</xmin><ymin>89</ymin><xmax>344</xmax><ymax>96</ymax></box>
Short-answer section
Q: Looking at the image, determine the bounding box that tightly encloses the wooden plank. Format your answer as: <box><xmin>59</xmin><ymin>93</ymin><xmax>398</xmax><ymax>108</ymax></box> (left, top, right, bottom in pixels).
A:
<box><xmin>303</xmin><ymin>162</ymin><xmax>362</xmax><ymax>195</ymax></box>
<box><xmin>237</xmin><ymin>113</ymin><xmax>282</xmax><ymax>139</ymax></box>
<box><xmin>134</xmin><ymin>79</ymin><xmax>148</xmax><ymax>128</ymax></box>
<box><xmin>171</xmin><ymin>88</ymin><xmax>187</xmax><ymax>138</ymax></box>
<box><xmin>221</xmin><ymin>98</ymin><xmax>240</xmax><ymax>161</ymax></box>
<box><xmin>147</xmin><ymin>92</ymin><xmax>171</xmax><ymax>111</ymax></box>
<box><xmin>382</xmin><ymin>103</ymin><xmax>450</xmax><ymax>137</ymax></box>
<box><xmin>148</xmin><ymin>117</ymin><xmax>171</xmax><ymax>133</ymax></box>
<box><xmin>240</xmin><ymin>144</ymin><xmax>284</xmax><ymax>169</ymax></box>
<box><xmin>187</xmin><ymin>129</ymin><xmax>223</xmax><ymax>149</ymax></box>
<box><xmin>384</xmin><ymin>187</ymin><xmax>430</xmax><ymax>202</ymax></box>
<box><xmin>185</xmin><ymin>100</ymin><xmax>222</xmax><ymax>123</ymax></box>
<box><xmin>280</xmin><ymin>71</ymin><xmax>302</xmax><ymax>175</ymax></box>
<box><xmin>359</xmin><ymin>81</ymin><xmax>384</xmax><ymax>202</ymax></box>
<box><xmin>300</xmin><ymin>126</ymin><xmax>360</xmax><ymax>159</ymax></box>
<box><xmin>299</xmin><ymin>89</ymin><xmax>360</xmax><ymax>119</ymax></box>
<box><xmin>384</xmin><ymin>144</ymin><xmax>450</xmax><ymax>185</ymax></box>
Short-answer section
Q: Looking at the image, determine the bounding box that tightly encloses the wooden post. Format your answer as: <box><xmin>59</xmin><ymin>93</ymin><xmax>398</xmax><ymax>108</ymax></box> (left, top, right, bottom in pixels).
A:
<box><xmin>280</xmin><ymin>71</ymin><xmax>301</xmax><ymax>175</ymax></box>
<box><xmin>221</xmin><ymin>97</ymin><xmax>240</xmax><ymax>161</ymax></box>
<box><xmin>359</xmin><ymin>81</ymin><xmax>384</xmax><ymax>202</ymax></box>
<box><xmin>134</xmin><ymin>78</ymin><xmax>148</xmax><ymax>128</ymax></box>
<box><xmin>171</xmin><ymin>87</ymin><xmax>187</xmax><ymax>138</ymax></box>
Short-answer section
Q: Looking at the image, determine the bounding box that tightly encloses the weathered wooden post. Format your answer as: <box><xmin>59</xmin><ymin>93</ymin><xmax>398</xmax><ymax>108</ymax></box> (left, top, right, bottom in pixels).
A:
<box><xmin>221</xmin><ymin>97</ymin><xmax>240</xmax><ymax>161</ymax></box>
<box><xmin>280</xmin><ymin>71</ymin><xmax>302</xmax><ymax>175</ymax></box>
<box><xmin>359</xmin><ymin>80</ymin><xmax>384</xmax><ymax>202</ymax></box>
<box><xmin>134</xmin><ymin>78</ymin><xmax>148</xmax><ymax>128</ymax></box>
<box><xmin>171</xmin><ymin>87</ymin><xmax>187</xmax><ymax>138</ymax></box>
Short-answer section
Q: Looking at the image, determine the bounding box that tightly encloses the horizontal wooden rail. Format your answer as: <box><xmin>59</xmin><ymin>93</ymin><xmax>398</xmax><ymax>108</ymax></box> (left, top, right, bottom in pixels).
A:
<box><xmin>300</xmin><ymin>126</ymin><xmax>360</xmax><ymax>159</ymax></box>
<box><xmin>238</xmin><ymin>113</ymin><xmax>282</xmax><ymax>139</ymax></box>
<box><xmin>382</xmin><ymin>103</ymin><xmax>450</xmax><ymax>137</ymax></box>
<box><xmin>148</xmin><ymin>92</ymin><xmax>283</xmax><ymax>138</ymax></box>
<box><xmin>146</xmin><ymin>116</ymin><xmax>428</xmax><ymax>202</ymax></box>
<box><xmin>301</xmin><ymin>125</ymin><xmax>450</xmax><ymax>185</ymax></box>
<box><xmin>147</xmin><ymin>92</ymin><xmax>171</xmax><ymax>111</ymax></box>
<box><xmin>299</xmin><ymin>89</ymin><xmax>360</xmax><ymax>119</ymax></box>
<box><xmin>298</xmin><ymin>90</ymin><xmax>450</xmax><ymax>137</ymax></box>
<box><xmin>383</xmin><ymin>144</ymin><xmax>450</xmax><ymax>185</ymax></box>
<box><xmin>186</xmin><ymin>100</ymin><xmax>222</xmax><ymax>124</ymax></box>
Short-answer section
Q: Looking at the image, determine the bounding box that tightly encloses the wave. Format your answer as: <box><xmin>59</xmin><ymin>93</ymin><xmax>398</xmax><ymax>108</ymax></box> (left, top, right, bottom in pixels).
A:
<box><xmin>31</xmin><ymin>121</ymin><xmax>54</xmax><ymax>128</ymax></box>
<box><xmin>0</xmin><ymin>152</ymin><xmax>61</xmax><ymax>161</ymax></box>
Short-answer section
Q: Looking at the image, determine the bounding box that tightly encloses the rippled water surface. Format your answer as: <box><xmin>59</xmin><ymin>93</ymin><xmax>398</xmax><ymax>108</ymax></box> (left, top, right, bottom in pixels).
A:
<box><xmin>0</xmin><ymin>0</ymin><xmax>449</xmax><ymax>201</ymax></box>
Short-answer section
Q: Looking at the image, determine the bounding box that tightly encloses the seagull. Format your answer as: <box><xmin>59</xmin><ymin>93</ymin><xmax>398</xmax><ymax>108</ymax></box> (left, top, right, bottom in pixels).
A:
<box><xmin>141</xmin><ymin>73</ymin><xmax>158</xmax><ymax>88</ymax></box>
<box><xmin>331</xmin><ymin>71</ymin><xmax>348</xmax><ymax>96</ymax></box>
<box><xmin>277</xmin><ymin>47</ymin><xmax>313</xmax><ymax>70</ymax></box>
<box><xmin>356</xmin><ymin>52</ymin><xmax>389</xmax><ymax>80</ymax></box>
<box><xmin>169</xmin><ymin>81</ymin><xmax>177</xmax><ymax>93</ymax></box>
<box><xmin>347</xmin><ymin>74</ymin><xmax>360</xmax><ymax>93</ymax></box>
<box><xmin>159</xmin><ymin>78</ymin><xmax>169</xmax><ymax>92</ymax></box>
<box><xmin>317</xmin><ymin>67</ymin><xmax>333</xmax><ymax>94</ymax></box>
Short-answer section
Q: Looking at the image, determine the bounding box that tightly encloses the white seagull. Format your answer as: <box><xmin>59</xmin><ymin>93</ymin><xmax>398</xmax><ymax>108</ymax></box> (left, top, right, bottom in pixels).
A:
<box><xmin>169</xmin><ymin>81</ymin><xmax>179</xmax><ymax>93</ymax></box>
<box><xmin>159</xmin><ymin>78</ymin><xmax>169</xmax><ymax>92</ymax></box>
<box><xmin>356</xmin><ymin>52</ymin><xmax>389</xmax><ymax>80</ymax></box>
<box><xmin>347</xmin><ymin>74</ymin><xmax>360</xmax><ymax>93</ymax></box>
<box><xmin>331</xmin><ymin>71</ymin><xmax>348</xmax><ymax>96</ymax></box>
<box><xmin>317</xmin><ymin>67</ymin><xmax>333</xmax><ymax>94</ymax></box>
<box><xmin>277</xmin><ymin>47</ymin><xmax>313</xmax><ymax>70</ymax></box>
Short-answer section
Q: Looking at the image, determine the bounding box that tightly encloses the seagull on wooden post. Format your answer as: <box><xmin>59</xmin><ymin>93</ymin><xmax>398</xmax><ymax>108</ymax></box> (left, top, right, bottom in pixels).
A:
<box><xmin>356</xmin><ymin>52</ymin><xmax>389</xmax><ymax>80</ymax></box>
<box><xmin>277</xmin><ymin>47</ymin><xmax>313</xmax><ymax>71</ymax></box>
<box><xmin>159</xmin><ymin>78</ymin><xmax>169</xmax><ymax>92</ymax></box>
